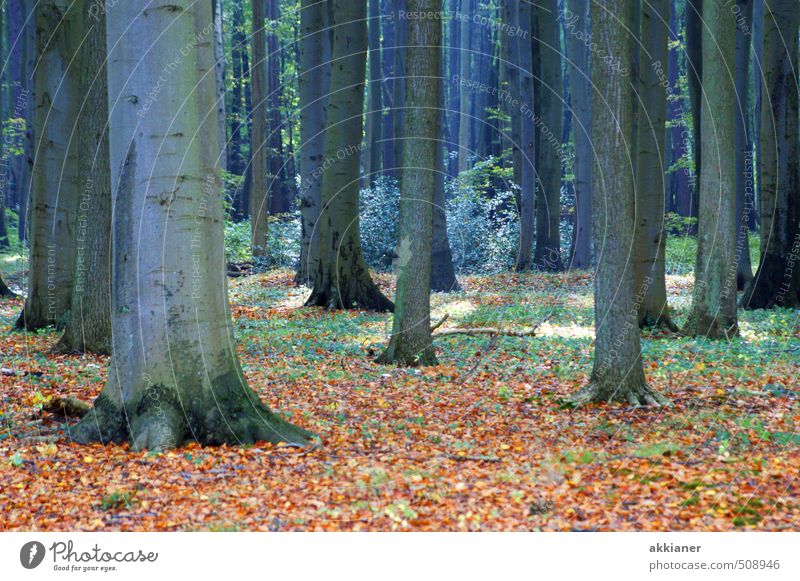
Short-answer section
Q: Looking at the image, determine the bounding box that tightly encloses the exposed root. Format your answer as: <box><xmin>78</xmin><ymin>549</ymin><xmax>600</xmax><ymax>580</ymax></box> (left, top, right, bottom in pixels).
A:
<box><xmin>433</xmin><ymin>313</ymin><xmax>552</xmax><ymax>338</ymax></box>
<box><xmin>569</xmin><ymin>380</ymin><xmax>671</xmax><ymax>407</ymax></box>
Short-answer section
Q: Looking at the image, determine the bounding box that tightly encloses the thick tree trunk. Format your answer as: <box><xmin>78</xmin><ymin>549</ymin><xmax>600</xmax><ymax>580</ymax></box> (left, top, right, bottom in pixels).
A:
<box><xmin>533</xmin><ymin>0</ymin><xmax>563</xmax><ymax>271</ymax></box>
<box><xmin>572</xmin><ymin>0</ymin><xmax>667</xmax><ymax>406</ymax></box>
<box><xmin>296</xmin><ymin>0</ymin><xmax>330</xmax><ymax>286</ymax></box>
<box><xmin>685</xmin><ymin>0</ymin><xmax>702</xmax><ymax>217</ymax></box>
<box><xmin>733</xmin><ymin>0</ymin><xmax>754</xmax><ymax>290</ymax></box>
<box><xmin>686</xmin><ymin>0</ymin><xmax>739</xmax><ymax>338</ymax></box>
<box><xmin>364</xmin><ymin>0</ymin><xmax>383</xmax><ymax>187</ymax></box>
<box><xmin>72</xmin><ymin>0</ymin><xmax>314</xmax><ymax>450</ymax></box>
<box><xmin>378</xmin><ymin>0</ymin><xmax>441</xmax><ymax>366</ymax></box>
<box><xmin>565</xmin><ymin>0</ymin><xmax>592</xmax><ymax>270</ymax></box>
<box><xmin>55</xmin><ymin>0</ymin><xmax>112</xmax><ymax>354</ymax></box>
<box><xmin>740</xmin><ymin>0</ymin><xmax>800</xmax><ymax>309</ymax></box>
<box><xmin>305</xmin><ymin>0</ymin><xmax>393</xmax><ymax>312</ymax></box>
<box><xmin>17</xmin><ymin>0</ymin><xmax>81</xmax><ymax>331</ymax></box>
<box><xmin>514</xmin><ymin>0</ymin><xmax>535</xmax><ymax>271</ymax></box>
<box><xmin>0</xmin><ymin>274</ymin><xmax>15</xmax><ymax>297</ymax></box>
<box><xmin>457</xmin><ymin>0</ymin><xmax>474</xmax><ymax>173</ymax></box>
<box><xmin>250</xmin><ymin>0</ymin><xmax>269</xmax><ymax>257</ymax></box>
<box><xmin>634</xmin><ymin>0</ymin><xmax>675</xmax><ymax>330</ymax></box>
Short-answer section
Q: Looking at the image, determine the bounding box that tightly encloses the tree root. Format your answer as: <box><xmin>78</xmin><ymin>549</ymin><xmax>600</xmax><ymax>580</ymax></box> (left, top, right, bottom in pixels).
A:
<box><xmin>569</xmin><ymin>379</ymin><xmax>671</xmax><ymax>407</ymax></box>
<box><xmin>432</xmin><ymin>313</ymin><xmax>552</xmax><ymax>338</ymax></box>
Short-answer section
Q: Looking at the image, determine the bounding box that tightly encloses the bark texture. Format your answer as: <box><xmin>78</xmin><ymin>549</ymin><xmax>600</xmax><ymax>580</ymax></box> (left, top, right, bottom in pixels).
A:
<box><xmin>250</xmin><ymin>0</ymin><xmax>269</xmax><ymax>258</ymax></box>
<box><xmin>514</xmin><ymin>0</ymin><xmax>535</xmax><ymax>271</ymax></box>
<box><xmin>378</xmin><ymin>0</ymin><xmax>441</xmax><ymax>366</ymax></box>
<box><xmin>71</xmin><ymin>0</ymin><xmax>314</xmax><ymax>449</ymax></box>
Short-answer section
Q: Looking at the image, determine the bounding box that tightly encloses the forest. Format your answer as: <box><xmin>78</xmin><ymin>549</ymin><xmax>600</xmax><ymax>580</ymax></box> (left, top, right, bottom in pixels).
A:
<box><xmin>0</xmin><ymin>0</ymin><xmax>798</xmax><ymax>533</ymax></box>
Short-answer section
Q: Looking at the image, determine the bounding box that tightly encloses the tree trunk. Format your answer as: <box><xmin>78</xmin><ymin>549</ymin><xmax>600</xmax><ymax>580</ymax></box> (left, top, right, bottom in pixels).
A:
<box><xmin>250</xmin><ymin>0</ymin><xmax>269</xmax><ymax>257</ymax></box>
<box><xmin>572</xmin><ymin>0</ymin><xmax>667</xmax><ymax>406</ymax></box>
<box><xmin>213</xmin><ymin>0</ymin><xmax>227</xmax><ymax>171</ymax></box>
<box><xmin>514</xmin><ymin>0</ymin><xmax>535</xmax><ymax>271</ymax></box>
<box><xmin>685</xmin><ymin>0</ymin><xmax>702</xmax><ymax>218</ymax></box>
<box><xmin>378</xmin><ymin>0</ymin><xmax>441</xmax><ymax>366</ymax></box>
<box><xmin>364</xmin><ymin>0</ymin><xmax>383</xmax><ymax>187</ymax></box>
<box><xmin>740</xmin><ymin>0</ymin><xmax>800</xmax><ymax>308</ymax></box>
<box><xmin>55</xmin><ymin>0</ymin><xmax>112</xmax><ymax>354</ymax></box>
<box><xmin>686</xmin><ymin>0</ymin><xmax>739</xmax><ymax>338</ymax></box>
<box><xmin>457</xmin><ymin>0</ymin><xmax>474</xmax><ymax>173</ymax></box>
<box><xmin>392</xmin><ymin>0</ymin><xmax>407</xmax><ymax>179</ymax></box>
<box><xmin>0</xmin><ymin>274</ymin><xmax>15</xmax><ymax>297</ymax></box>
<box><xmin>296</xmin><ymin>0</ymin><xmax>330</xmax><ymax>286</ymax></box>
<box><xmin>666</xmin><ymin>1</ymin><xmax>690</xmax><ymax>218</ymax></box>
<box><xmin>446</xmin><ymin>0</ymin><xmax>460</xmax><ymax>176</ymax></box>
<box><xmin>634</xmin><ymin>0</ymin><xmax>675</xmax><ymax>330</ymax></box>
<box><xmin>734</xmin><ymin>0</ymin><xmax>754</xmax><ymax>290</ymax></box>
<box><xmin>305</xmin><ymin>0</ymin><xmax>393</xmax><ymax>312</ymax></box>
<box><xmin>228</xmin><ymin>0</ymin><xmax>248</xmax><ymax>218</ymax></box>
<box><xmin>431</xmin><ymin>42</ymin><xmax>459</xmax><ymax>293</ymax></box>
<box><xmin>381</xmin><ymin>0</ymin><xmax>397</xmax><ymax>176</ymax></box>
<box><xmin>265</xmin><ymin>0</ymin><xmax>286</xmax><ymax>215</ymax></box>
<box><xmin>72</xmin><ymin>0</ymin><xmax>314</xmax><ymax>450</ymax></box>
<box><xmin>533</xmin><ymin>0</ymin><xmax>563</xmax><ymax>271</ymax></box>
<box><xmin>565</xmin><ymin>0</ymin><xmax>592</xmax><ymax>270</ymax></box>
<box><xmin>16</xmin><ymin>0</ymin><xmax>81</xmax><ymax>331</ymax></box>
<box><xmin>502</xmin><ymin>0</ymin><xmax>522</xmax><ymax>189</ymax></box>
<box><xmin>17</xmin><ymin>0</ymin><xmax>36</xmax><ymax>244</ymax></box>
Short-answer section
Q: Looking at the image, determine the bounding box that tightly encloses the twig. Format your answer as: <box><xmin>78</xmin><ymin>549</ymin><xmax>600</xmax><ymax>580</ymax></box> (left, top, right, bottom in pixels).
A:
<box><xmin>430</xmin><ymin>313</ymin><xmax>449</xmax><ymax>332</ymax></box>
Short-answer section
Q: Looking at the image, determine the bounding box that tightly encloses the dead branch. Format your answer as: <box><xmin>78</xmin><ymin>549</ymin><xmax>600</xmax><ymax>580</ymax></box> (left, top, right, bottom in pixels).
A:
<box><xmin>429</xmin><ymin>313</ymin><xmax>449</xmax><ymax>332</ymax></box>
<box><xmin>432</xmin><ymin>313</ymin><xmax>553</xmax><ymax>339</ymax></box>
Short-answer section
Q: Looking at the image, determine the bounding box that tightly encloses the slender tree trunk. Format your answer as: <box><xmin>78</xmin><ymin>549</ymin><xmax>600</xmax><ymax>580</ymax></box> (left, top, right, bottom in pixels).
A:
<box><xmin>17</xmin><ymin>0</ymin><xmax>36</xmax><ymax>244</ymax></box>
<box><xmin>296</xmin><ymin>0</ymin><xmax>330</xmax><ymax>286</ymax></box>
<box><xmin>667</xmin><ymin>2</ymin><xmax>690</xmax><ymax>218</ymax></box>
<box><xmin>17</xmin><ymin>0</ymin><xmax>81</xmax><ymax>331</ymax></box>
<box><xmin>266</xmin><ymin>0</ymin><xmax>286</xmax><ymax>215</ymax></box>
<box><xmin>685</xmin><ymin>0</ymin><xmax>702</xmax><ymax>218</ymax></box>
<box><xmin>751</xmin><ymin>0</ymin><xmax>763</xmax><ymax>231</ymax></box>
<box><xmin>502</xmin><ymin>0</ymin><xmax>522</xmax><ymax>189</ymax></box>
<box><xmin>734</xmin><ymin>0</ymin><xmax>754</xmax><ymax>290</ymax></box>
<box><xmin>364</xmin><ymin>0</ymin><xmax>383</xmax><ymax>187</ymax></box>
<box><xmin>686</xmin><ymin>0</ymin><xmax>739</xmax><ymax>338</ymax></box>
<box><xmin>533</xmin><ymin>0</ymin><xmax>563</xmax><ymax>271</ymax></box>
<box><xmin>565</xmin><ymin>0</ymin><xmax>592</xmax><ymax>270</ymax></box>
<box><xmin>431</xmin><ymin>42</ymin><xmax>459</xmax><ymax>293</ymax></box>
<box><xmin>55</xmin><ymin>0</ymin><xmax>112</xmax><ymax>354</ymax></box>
<box><xmin>228</xmin><ymin>1</ymin><xmax>246</xmax><ymax>217</ymax></box>
<box><xmin>514</xmin><ymin>0</ymin><xmax>535</xmax><ymax>271</ymax></box>
<box><xmin>250</xmin><ymin>0</ymin><xmax>269</xmax><ymax>257</ymax></box>
<box><xmin>381</xmin><ymin>0</ymin><xmax>397</xmax><ymax>176</ymax></box>
<box><xmin>634</xmin><ymin>0</ymin><xmax>675</xmax><ymax>330</ymax></box>
<box><xmin>572</xmin><ymin>0</ymin><xmax>668</xmax><ymax>406</ymax></box>
<box><xmin>740</xmin><ymin>0</ymin><xmax>800</xmax><ymax>308</ymax></box>
<box><xmin>72</xmin><ymin>0</ymin><xmax>314</xmax><ymax>450</ymax></box>
<box><xmin>446</xmin><ymin>0</ymin><xmax>460</xmax><ymax>176</ymax></box>
<box><xmin>213</xmin><ymin>0</ymin><xmax>227</xmax><ymax>171</ymax></box>
<box><xmin>392</xmin><ymin>0</ymin><xmax>407</xmax><ymax>178</ymax></box>
<box><xmin>378</xmin><ymin>0</ymin><xmax>441</xmax><ymax>366</ymax></box>
<box><xmin>305</xmin><ymin>0</ymin><xmax>393</xmax><ymax>312</ymax></box>
<box><xmin>457</xmin><ymin>0</ymin><xmax>473</xmax><ymax>173</ymax></box>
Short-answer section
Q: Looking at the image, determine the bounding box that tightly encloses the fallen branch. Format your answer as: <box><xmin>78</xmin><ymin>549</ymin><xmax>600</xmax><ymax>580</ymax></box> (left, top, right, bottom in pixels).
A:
<box><xmin>433</xmin><ymin>313</ymin><xmax>553</xmax><ymax>339</ymax></box>
<box><xmin>430</xmin><ymin>313</ymin><xmax>449</xmax><ymax>332</ymax></box>
<box><xmin>441</xmin><ymin>454</ymin><xmax>501</xmax><ymax>463</ymax></box>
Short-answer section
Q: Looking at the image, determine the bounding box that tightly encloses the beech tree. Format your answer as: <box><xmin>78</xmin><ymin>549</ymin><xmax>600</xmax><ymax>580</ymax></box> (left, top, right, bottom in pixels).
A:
<box><xmin>634</xmin><ymin>0</ymin><xmax>675</xmax><ymax>330</ymax></box>
<box><xmin>296</xmin><ymin>0</ymin><xmax>331</xmax><ymax>286</ymax></box>
<box><xmin>17</xmin><ymin>0</ymin><xmax>81</xmax><ymax>331</ymax></box>
<box><xmin>72</xmin><ymin>0</ymin><xmax>313</xmax><ymax>449</ymax></box>
<box><xmin>740</xmin><ymin>0</ymin><xmax>800</xmax><ymax>308</ymax></box>
<box><xmin>378</xmin><ymin>0</ymin><xmax>441</xmax><ymax>366</ymax></box>
<box><xmin>305</xmin><ymin>0</ymin><xmax>393</xmax><ymax>312</ymax></box>
<box><xmin>250</xmin><ymin>0</ymin><xmax>269</xmax><ymax>257</ymax></box>
<box><xmin>515</xmin><ymin>0</ymin><xmax>535</xmax><ymax>271</ymax></box>
<box><xmin>572</xmin><ymin>0</ymin><xmax>668</xmax><ymax>406</ymax></box>
<box><xmin>734</xmin><ymin>0</ymin><xmax>754</xmax><ymax>290</ymax></box>
<box><xmin>533</xmin><ymin>0</ymin><xmax>563</xmax><ymax>272</ymax></box>
<box><xmin>55</xmin><ymin>0</ymin><xmax>112</xmax><ymax>354</ymax></box>
<box><xmin>686</xmin><ymin>0</ymin><xmax>739</xmax><ymax>338</ymax></box>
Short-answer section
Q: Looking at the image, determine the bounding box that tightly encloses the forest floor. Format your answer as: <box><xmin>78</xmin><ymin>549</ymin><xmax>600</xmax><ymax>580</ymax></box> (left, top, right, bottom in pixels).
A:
<box><xmin>1</xmin><ymin>267</ymin><xmax>799</xmax><ymax>531</ymax></box>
